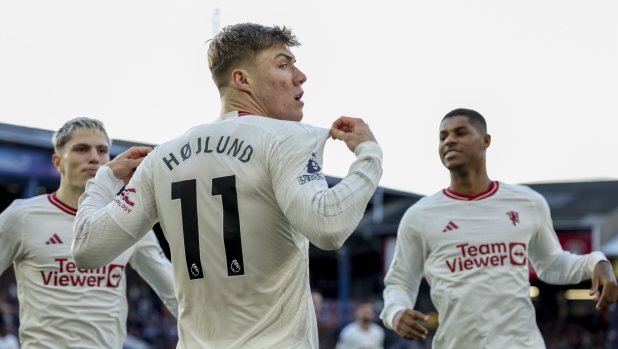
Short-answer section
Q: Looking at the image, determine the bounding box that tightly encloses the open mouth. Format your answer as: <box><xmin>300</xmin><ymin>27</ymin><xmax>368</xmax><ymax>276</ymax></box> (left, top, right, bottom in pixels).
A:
<box><xmin>295</xmin><ymin>92</ymin><xmax>303</xmax><ymax>101</ymax></box>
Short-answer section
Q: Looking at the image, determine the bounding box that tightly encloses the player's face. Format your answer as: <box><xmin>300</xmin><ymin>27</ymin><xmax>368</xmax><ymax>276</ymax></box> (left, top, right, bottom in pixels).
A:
<box><xmin>252</xmin><ymin>44</ymin><xmax>307</xmax><ymax>122</ymax></box>
<box><xmin>355</xmin><ymin>303</ymin><xmax>374</xmax><ymax>324</ymax></box>
<box><xmin>53</xmin><ymin>129</ymin><xmax>110</xmax><ymax>192</ymax></box>
<box><xmin>439</xmin><ymin>115</ymin><xmax>489</xmax><ymax>170</ymax></box>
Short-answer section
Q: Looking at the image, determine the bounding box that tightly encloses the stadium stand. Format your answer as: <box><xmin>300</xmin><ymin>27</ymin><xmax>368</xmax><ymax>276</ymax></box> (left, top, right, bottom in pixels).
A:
<box><xmin>2</xmin><ymin>122</ymin><xmax>618</xmax><ymax>348</ymax></box>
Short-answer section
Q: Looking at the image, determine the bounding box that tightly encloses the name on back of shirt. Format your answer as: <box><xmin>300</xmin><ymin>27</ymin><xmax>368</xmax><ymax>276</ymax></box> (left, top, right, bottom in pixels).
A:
<box><xmin>162</xmin><ymin>136</ymin><xmax>254</xmax><ymax>171</ymax></box>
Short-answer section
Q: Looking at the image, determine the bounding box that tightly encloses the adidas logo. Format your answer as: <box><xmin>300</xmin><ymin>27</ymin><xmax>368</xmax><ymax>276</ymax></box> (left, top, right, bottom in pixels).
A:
<box><xmin>442</xmin><ymin>221</ymin><xmax>459</xmax><ymax>233</ymax></box>
<box><xmin>45</xmin><ymin>234</ymin><xmax>64</xmax><ymax>245</ymax></box>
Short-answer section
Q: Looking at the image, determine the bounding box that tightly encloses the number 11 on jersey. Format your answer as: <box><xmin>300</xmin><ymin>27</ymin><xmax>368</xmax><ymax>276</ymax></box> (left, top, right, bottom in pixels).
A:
<box><xmin>171</xmin><ymin>175</ymin><xmax>245</xmax><ymax>280</ymax></box>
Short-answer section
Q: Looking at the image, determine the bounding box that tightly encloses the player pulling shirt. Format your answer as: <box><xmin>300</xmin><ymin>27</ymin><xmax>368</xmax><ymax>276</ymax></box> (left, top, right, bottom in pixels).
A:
<box><xmin>381</xmin><ymin>182</ymin><xmax>607</xmax><ymax>349</ymax></box>
<box><xmin>73</xmin><ymin>112</ymin><xmax>383</xmax><ymax>348</ymax></box>
<box><xmin>0</xmin><ymin>192</ymin><xmax>178</xmax><ymax>349</ymax></box>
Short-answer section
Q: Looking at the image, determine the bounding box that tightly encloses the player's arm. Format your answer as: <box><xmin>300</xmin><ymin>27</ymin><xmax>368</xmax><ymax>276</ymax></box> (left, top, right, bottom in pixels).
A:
<box><xmin>272</xmin><ymin>117</ymin><xmax>383</xmax><ymax>250</ymax></box>
<box><xmin>128</xmin><ymin>230</ymin><xmax>179</xmax><ymax>318</ymax></box>
<box><xmin>0</xmin><ymin>203</ymin><xmax>23</xmax><ymax>274</ymax></box>
<box><xmin>380</xmin><ymin>205</ymin><xmax>430</xmax><ymax>341</ymax></box>
<box><xmin>72</xmin><ymin>147</ymin><xmax>158</xmax><ymax>269</ymax></box>
<box><xmin>528</xmin><ymin>191</ymin><xmax>618</xmax><ymax>309</ymax></box>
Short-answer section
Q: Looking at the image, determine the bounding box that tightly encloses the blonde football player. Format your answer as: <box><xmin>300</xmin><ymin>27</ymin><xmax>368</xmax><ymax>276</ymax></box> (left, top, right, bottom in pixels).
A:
<box><xmin>72</xmin><ymin>24</ymin><xmax>383</xmax><ymax>348</ymax></box>
<box><xmin>0</xmin><ymin>118</ymin><xmax>178</xmax><ymax>348</ymax></box>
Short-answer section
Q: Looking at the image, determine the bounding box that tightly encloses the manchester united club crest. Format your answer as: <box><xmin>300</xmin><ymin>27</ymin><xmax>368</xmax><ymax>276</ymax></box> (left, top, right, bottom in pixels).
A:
<box><xmin>506</xmin><ymin>211</ymin><xmax>519</xmax><ymax>226</ymax></box>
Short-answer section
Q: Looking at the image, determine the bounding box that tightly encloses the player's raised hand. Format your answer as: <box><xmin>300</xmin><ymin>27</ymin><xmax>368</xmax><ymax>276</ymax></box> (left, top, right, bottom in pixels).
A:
<box><xmin>392</xmin><ymin>309</ymin><xmax>430</xmax><ymax>341</ymax></box>
<box><xmin>330</xmin><ymin>116</ymin><xmax>377</xmax><ymax>152</ymax></box>
<box><xmin>107</xmin><ymin>146</ymin><xmax>153</xmax><ymax>185</ymax></box>
<box><xmin>590</xmin><ymin>261</ymin><xmax>618</xmax><ymax>310</ymax></box>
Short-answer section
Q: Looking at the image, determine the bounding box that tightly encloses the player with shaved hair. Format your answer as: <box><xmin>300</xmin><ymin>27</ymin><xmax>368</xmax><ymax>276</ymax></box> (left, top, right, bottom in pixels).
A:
<box><xmin>72</xmin><ymin>23</ymin><xmax>382</xmax><ymax>348</ymax></box>
<box><xmin>381</xmin><ymin>108</ymin><xmax>618</xmax><ymax>348</ymax></box>
<box><xmin>0</xmin><ymin>117</ymin><xmax>178</xmax><ymax>348</ymax></box>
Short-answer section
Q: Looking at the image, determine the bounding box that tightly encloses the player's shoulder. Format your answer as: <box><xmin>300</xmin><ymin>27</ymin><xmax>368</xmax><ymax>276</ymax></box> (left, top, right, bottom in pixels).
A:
<box><xmin>1</xmin><ymin>195</ymin><xmax>49</xmax><ymax>218</ymax></box>
<box><xmin>370</xmin><ymin>322</ymin><xmax>385</xmax><ymax>335</ymax></box>
<box><xmin>404</xmin><ymin>190</ymin><xmax>444</xmax><ymax>215</ymax></box>
<box><xmin>497</xmin><ymin>182</ymin><xmax>547</xmax><ymax>203</ymax></box>
<box><xmin>237</xmin><ymin>116</ymin><xmax>329</xmax><ymax>141</ymax></box>
<box><xmin>339</xmin><ymin>322</ymin><xmax>358</xmax><ymax>336</ymax></box>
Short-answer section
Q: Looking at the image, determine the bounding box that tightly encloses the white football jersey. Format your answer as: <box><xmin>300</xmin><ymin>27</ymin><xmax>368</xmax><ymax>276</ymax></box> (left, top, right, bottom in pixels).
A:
<box><xmin>381</xmin><ymin>182</ymin><xmax>607</xmax><ymax>349</ymax></box>
<box><xmin>0</xmin><ymin>192</ymin><xmax>178</xmax><ymax>349</ymax></box>
<box><xmin>335</xmin><ymin>322</ymin><xmax>384</xmax><ymax>349</ymax></box>
<box><xmin>73</xmin><ymin>112</ymin><xmax>384</xmax><ymax>349</ymax></box>
<box><xmin>0</xmin><ymin>334</ymin><xmax>20</xmax><ymax>349</ymax></box>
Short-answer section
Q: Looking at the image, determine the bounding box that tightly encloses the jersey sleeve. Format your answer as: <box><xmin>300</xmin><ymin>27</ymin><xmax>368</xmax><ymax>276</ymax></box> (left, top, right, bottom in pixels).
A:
<box><xmin>0</xmin><ymin>202</ymin><xmax>23</xmax><ymax>273</ymax></box>
<box><xmin>528</xmin><ymin>191</ymin><xmax>608</xmax><ymax>284</ymax></box>
<box><xmin>380</xmin><ymin>203</ymin><xmax>426</xmax><ymax>330</ymax></box>
<box><xmin>72</xmin><ymin>151</ymin><xmax>159</xmax><ymax>270</ymax></box>
<box><xmin>270</xmin><ymin>124</ymin><xmax>383</xmax><ymax>250</ymax></box>
<box><xmin>129</xmin><ymin>230</ymin><xmax>179</xmax><ymax>318</ymax></box>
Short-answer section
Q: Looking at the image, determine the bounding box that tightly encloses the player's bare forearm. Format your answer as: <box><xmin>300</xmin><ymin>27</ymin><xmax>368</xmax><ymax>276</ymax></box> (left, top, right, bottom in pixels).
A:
<box><xmin>330</xmin><ymin>116</ymin><xmax>377</xmax><ymax>152</ymax></box>
<box><xmin>590</xmin><ymin>260</ymin><xmax>618</xmax><ymax>309</ymax></box>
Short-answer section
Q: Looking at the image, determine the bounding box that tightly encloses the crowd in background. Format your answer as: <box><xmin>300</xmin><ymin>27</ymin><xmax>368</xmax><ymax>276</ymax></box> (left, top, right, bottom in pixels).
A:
<box><xmin>0</xmin><ymin>266</ymin><xmax>615</xmax><ymax>349</ymax></box>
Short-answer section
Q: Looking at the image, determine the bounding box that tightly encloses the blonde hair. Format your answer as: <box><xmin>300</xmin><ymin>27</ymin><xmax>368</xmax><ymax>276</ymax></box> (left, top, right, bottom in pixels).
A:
<box><xmin>52</xmin><ymin>117</ymin><xmax>111</xmax><ymax>154</ymax></box>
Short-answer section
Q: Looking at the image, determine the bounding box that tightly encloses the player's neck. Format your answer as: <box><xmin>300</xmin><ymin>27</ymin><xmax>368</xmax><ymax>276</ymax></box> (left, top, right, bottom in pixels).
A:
<box><xmin>55</xmin><ymin>182</ymin><xmax>84</xmax><ymax>209</ymax></box>
<box><xmin>448</xmin><ymin>167</ymin><xmax>492</xmax><ymax>197</ymax></box>
<box><xmin>220</xmin><ymin>93</ymin><xmax>269</xmax><ymax>118</ymax></box>
<box><xmin>356</xmin><ymin>320</ymin><xmax>371</xmax><ymax>331</ymax></box>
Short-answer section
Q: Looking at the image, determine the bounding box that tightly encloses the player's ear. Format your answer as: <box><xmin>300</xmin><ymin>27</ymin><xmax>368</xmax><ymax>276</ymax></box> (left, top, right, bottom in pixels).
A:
<box><xmin>52</xmin><ymin>153</ymin><xmax>63</xmax><ymax>174</ymax></box>
<box><xmin>483</xmin><ymin>133</ymin><xmax>491</xmax><ymax>149</ymax></box>
<box><xmin>231</xmin><ymin>68</ymin><xmax>251</xmax><ymax>93</ymax></box>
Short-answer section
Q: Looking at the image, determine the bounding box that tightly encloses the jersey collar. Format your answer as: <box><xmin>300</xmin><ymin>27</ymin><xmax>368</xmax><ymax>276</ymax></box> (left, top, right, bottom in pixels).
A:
<box><xmin>219</xmin><ymin>110</ymin><xmax>254</xmax><ymax>120</ymax></box>
<box><xmin>443</xmin><ymin>181</ymin><xmax>499</xmax><ymax>201</ymax></box>
<box><xmin>48</xmin><ymin>192</ymin><xmax>77</xmax><ymax>216</ymax></box>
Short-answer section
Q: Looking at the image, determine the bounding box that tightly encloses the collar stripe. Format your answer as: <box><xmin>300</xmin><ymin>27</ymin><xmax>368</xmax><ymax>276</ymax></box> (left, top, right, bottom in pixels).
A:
<box><xmin>48</xmin><ymin>192</ymin><xmax>77</xmax><ymax>216</ymax></box>
<box><xmin>443</xmin><ymin>181</ymin><xmax>499</xmax><ymax>201</ymax></box>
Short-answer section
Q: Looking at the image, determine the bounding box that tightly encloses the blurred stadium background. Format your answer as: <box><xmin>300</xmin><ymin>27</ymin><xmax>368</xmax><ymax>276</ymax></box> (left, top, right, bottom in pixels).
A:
<box><xmin>2</xmin><ymin>122</ymin><xmax>618</xmax><ymax>349</ymax></box>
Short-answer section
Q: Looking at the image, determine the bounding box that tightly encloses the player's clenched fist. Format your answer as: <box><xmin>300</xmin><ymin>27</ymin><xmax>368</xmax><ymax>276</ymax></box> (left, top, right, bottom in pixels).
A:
<box><xmin>330</xmin><ymin>116</ymin><xmax>377</xmax><ymax>152</ymax></box>
<box><xmin>107</xmin><ymin>146</ymin><xmax>153</xmax><ymax>185</ymax></box>
<box><xmin>392</xmin><ymin>309</ymin><xmax>430</xmax><ymax>341</ymax></box>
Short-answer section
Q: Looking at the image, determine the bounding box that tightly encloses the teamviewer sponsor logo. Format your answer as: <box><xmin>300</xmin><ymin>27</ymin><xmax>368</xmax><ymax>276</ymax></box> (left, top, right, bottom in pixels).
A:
<box><xmin>40</xmin><ymin>258</ymin><xmax>125</xmax><ymax>288</ymax></box>
<box><xmin>509</xmin><ymin>243</ymin><xmax>527</xmax><ymax>266</ymax></box>
<box><xmin>446</xmin><ymin>242</ymin><xmax>527</xmax><ymax>273</ymax></box>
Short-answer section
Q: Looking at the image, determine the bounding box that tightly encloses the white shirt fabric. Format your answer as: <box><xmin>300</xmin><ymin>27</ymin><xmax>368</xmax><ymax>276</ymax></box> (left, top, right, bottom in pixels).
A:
<box><xmin>335</xmin><ymin>322</ymin><xmax>384</xmax><ymax>349</ymax></box>
<box><xmin>380</xmin><ymin>181</ymin><xmax>608</xmax><ymax>349</ymax></box>
<box><xmin>0</xmin><ymin>334</ymin><xmax>20</xmax><ymax>349</ymax></box>
<box><xmin>72</xmin><ymin>112</ymin><xmax>384</xmax><ymax>349</ymax></box>
<box><xmin>0</xmin><ymin>192</ymin><xmax>178</xmax><ymax>349</ymax></box>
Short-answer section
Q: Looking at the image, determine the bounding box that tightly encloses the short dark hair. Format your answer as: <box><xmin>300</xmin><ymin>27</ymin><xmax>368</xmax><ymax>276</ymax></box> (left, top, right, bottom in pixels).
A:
<box><xmin>207</xmin><ymin>23</ymin><xmax>301</xmax><ymax>89</ymax></box>
<box><xmin>355</xmin><ymin>298</ymin><xmax>374</xmax><ymax>309</ymax></box>
<box><xmin>442</xmin><ymin>108</ymin><xmax>487</xmax><ymax>134</ymax></box>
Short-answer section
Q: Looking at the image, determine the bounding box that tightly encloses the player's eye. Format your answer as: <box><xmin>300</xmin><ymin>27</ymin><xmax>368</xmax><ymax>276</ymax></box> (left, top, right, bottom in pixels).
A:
<box><xmin>76</xmin><ymin>147</ymin><xmax>86</xmax><ymax>152</ymax></box>
<box><xmin>279</xmin><ymin>63</ymin><xmax>288</xmax><ymax>69</ymax></box>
